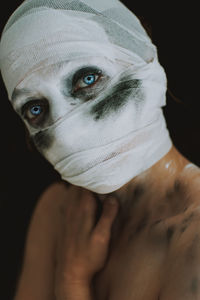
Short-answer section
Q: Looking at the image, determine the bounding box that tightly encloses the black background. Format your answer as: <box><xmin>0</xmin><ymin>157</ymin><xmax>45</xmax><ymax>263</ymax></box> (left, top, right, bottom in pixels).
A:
<box><xmin>0</xmin><ymin>1</ymin><xmax>199</xmax><ymax>299</ymax></box>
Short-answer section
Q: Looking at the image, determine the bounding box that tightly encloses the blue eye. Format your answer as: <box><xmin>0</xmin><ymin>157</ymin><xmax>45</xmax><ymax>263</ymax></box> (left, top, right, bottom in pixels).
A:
<box><xmin>30</xmin><ymin>105</ymin><xmax>42</xmax><ymax>116</ymax></box>
<box><xmin>83</xmin><ymin>74</ymin><xmax>96</xmax><ymax>86</ymax></box>
<box><xmin>21</xmin><ymin>99</ymin><xmax>49</xmax><ymax>126</ymax></box>
<box><xmin>72</xmin><ymin>67</ymin><xmax>103</xmax><ymax>94</ymax></box>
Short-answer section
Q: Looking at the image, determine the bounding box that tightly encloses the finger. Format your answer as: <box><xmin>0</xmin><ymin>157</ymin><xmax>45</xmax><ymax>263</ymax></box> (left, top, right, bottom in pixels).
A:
<box><xmin>64</xmin><ymin>186</ymin><xmax>84</xmax><ymax>216</ymax></box>
<box><xmin>79</xmin><ymin>190</ymin><xmax>97</xmax><ymax>235</ymax></box>
<box><xmin>92</xmin><ymin>197</ymin><xmax>119</xmax><ymax>241</ymax></box>
<box><xmin>59</xmin><ymin>186</ymin><xmax>83</xmax><ymax>234</ymax></box>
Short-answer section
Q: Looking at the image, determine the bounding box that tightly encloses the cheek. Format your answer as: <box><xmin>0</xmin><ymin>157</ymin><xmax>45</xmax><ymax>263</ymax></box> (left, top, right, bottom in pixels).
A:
<box><xmin>90</xmin><ymin>78</ymin><xmax>143</xmax><ymax>121</ymax></box>
<box><xmin>31</xmin><ymin>130</ymin><xmax>54</xmax><ymax>153</ymax></box>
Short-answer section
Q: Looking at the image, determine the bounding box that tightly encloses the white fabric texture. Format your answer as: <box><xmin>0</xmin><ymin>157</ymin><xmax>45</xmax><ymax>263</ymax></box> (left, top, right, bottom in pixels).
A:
<box><xmin>0</xmin><ymin>0</ymin><xmax>172</xmax><ymax>193</ymax></box>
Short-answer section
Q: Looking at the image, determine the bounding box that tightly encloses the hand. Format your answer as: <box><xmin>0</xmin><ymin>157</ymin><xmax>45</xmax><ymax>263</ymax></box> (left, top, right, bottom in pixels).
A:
<box><xmin>55</xmin><ymin>186</ymin><xmax>119</xmax><ymax>291</ymax></box>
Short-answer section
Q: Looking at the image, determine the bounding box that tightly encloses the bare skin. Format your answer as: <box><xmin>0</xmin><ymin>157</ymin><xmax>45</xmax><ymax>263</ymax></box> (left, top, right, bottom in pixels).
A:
<box><xmin>14</xmin><ymin>146</ymin><xmax>200</xmax><ymax>300</ymax></box>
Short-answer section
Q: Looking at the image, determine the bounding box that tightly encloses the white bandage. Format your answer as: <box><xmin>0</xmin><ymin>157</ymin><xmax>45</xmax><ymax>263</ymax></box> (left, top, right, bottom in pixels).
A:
<box><xmin>0</xmin><ymin>0</ymin><xmax>172</xmax><ymax>193</ymax></box>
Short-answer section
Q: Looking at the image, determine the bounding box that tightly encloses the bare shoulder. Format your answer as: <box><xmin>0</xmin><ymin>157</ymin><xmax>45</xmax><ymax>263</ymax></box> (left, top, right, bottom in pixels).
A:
<box><xmin>159</xmin><ymin>165</ymin><xmax>200</xmax><ymax>299</ymax></box>
<box><xmin>159</xmin><ymin>209</ymin><xmax>200</xmax><ymax>299</ymax></box>
<box><xmin>33</xmin><ymin>181</ymin><xmax>87</xmax><ymax>222</ymax></box>
<box><xmin>181</xmin><ymin>163</ymin><xmax>200</xmax><ymax>193</ymax></box>
<box><xmin>23</xmin><ymin>181</ymin><xmax>74</xmax><ymax>259</ymax></box>
<box><xmin>14</xmin><ymin>181</ymin><xmax>76</xmax><ymax>300</ymax></box>
<box><xmin>27</xmin><ymin>181</ymin><xmax>88</xmax><ymax>248</ymax></box>
<box><xmin>25</xmin><ymin>181</ymin><xmax>67</xmax><ymax>235</ymax></box>
<box><xmin>165</xmin><ymin>163</ymin><xmax>200</xmax><ymax>246</ymax></box>
<box><xmin>35</xmin><ymin>181</ymin><xmax>70</xmax><ymax>212</ymax></box>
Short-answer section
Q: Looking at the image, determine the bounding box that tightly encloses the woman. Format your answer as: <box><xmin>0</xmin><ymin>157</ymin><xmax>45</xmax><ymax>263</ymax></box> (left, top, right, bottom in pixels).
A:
<box><xmin>1</xmin><ymin>0</ymin><xmax>200</xmax><ymax>299</ymax></box>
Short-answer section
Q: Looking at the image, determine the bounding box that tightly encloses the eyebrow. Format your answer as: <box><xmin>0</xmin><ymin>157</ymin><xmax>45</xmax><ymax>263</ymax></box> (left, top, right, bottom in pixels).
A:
<box><xmin>11</xmin><ymin>88</ymin><xmax>31</xmax><ymax>103</ymax></box>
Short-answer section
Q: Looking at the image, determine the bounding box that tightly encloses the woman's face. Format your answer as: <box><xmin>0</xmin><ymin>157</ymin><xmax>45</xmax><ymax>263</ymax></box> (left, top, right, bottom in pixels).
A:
<box><xmin>9</xmin><ymin>50</ymin><xmax>170</xmax><ymax>195</ymax></box>
<box><xmin>11</xmin><ymin>56</ymin><xmax>143</xmax><ymax>158</ymax></box>
<box><xmin>9</xmin><ymin>54</ymin><xmax>152</xmax><ymax>193</ymax></box>
<box><xmin>0</xmin><ymin>0</ymin><xmax>171</xmax><ymax>193</ymax></box>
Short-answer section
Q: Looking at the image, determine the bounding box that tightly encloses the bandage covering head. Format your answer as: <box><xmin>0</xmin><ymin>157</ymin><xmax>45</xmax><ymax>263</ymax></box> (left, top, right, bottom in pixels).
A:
<box><xmin>0</xmin><ymin>0</ymin><xmax>172</xmax><ymax>193</ymax></box>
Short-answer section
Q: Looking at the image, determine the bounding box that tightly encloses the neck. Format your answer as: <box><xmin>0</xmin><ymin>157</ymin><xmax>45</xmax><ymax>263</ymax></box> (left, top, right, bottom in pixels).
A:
<box><xmin>94</xmin><ymin>145</ymin><xmax>190</xmax><ymax>239</ymax></box>
<box><xmin>96</xmin><ymin>146</ymin><xmax>188</xmax><ymax>202</ymax></box>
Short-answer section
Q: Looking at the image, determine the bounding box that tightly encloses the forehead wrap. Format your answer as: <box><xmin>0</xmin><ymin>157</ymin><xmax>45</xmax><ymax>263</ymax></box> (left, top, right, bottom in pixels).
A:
<box><xmin>0</xmin><ymin>0</ymin><xmax>172</xmax><ymax>193</ymax></box>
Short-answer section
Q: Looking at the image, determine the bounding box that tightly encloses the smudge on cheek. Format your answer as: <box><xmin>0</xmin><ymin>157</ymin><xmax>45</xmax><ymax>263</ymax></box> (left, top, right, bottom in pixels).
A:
<box><xmin>32</xmin><ymin>130</ymin><xmax>54</xmax><ymax>152</ymax></box>
<box><xmin>90</xmin><ymin>78</ymin><xmax>143</xmax><ymax>121</ymax></box>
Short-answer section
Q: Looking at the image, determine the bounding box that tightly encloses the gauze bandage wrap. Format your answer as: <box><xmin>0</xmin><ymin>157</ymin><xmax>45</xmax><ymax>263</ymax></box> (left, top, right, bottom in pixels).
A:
<box><xmin>0</xmin><ymin>0</ymin><xmax>172</xmax><ymax>193</ymax></box>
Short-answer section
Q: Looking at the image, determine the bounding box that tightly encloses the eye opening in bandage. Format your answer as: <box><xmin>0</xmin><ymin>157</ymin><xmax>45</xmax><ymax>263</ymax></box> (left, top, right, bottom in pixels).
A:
<box><xmin>21</xmin><ymin>98</ymin><xmax>49</xmax><ymax>125</ymax></box>
<box><xmin>25</xmin><ymin>60</ymin><xmax>147</xmax><ymax>133</ymax></box>
<box><xmin>71</xmin><ymin>66</ymin><xmax>103</xmax><ymax>93</ymax></box>
<box><xmin>19</xmin><ymin>65</ymin><xmax>106</xmax><ymax>127</ymax></box>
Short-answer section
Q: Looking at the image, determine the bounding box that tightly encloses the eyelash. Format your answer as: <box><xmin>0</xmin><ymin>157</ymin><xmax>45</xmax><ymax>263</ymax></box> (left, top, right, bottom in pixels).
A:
<box><xmin>74</xmin><ymin>74</ymin><xmax>100</xmax><ymax>92</ymax></box>
<box><xmin>21</xmin><ymin>99</ymin><xmax>49</xmax><ymax>125</ymax></box>
<box><xmin>72</xmin><ymin>69</ymin><xmax>103</xmax><ymax>94</ymax></box>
